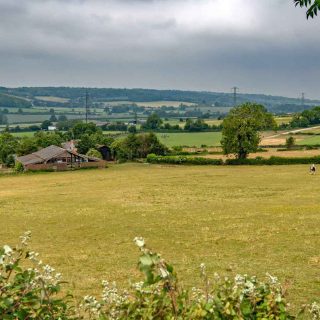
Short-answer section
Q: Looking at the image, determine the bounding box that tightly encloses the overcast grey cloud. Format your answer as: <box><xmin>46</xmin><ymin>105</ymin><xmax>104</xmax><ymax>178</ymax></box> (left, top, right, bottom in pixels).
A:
<box><xmin>0</xmin><ymin>0</ymin><xmax>319</xmax><ymax>98</ymax></box>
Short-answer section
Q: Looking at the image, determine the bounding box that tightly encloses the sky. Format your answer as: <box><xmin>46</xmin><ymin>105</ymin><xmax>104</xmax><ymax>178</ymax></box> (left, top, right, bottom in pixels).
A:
<box><xmin>0</xmin><ymin>0</ymin><xmax>319</xmax><ymax>98</ymax></box>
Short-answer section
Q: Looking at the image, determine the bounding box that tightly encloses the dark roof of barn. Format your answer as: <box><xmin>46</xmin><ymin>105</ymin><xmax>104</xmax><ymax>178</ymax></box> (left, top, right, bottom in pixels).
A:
<box><xmin>17</xmin><ymin>145</ymin><xmax>76</xmax><ymax>166</ymax></box>
<box><xmin>17</xmin><ymin>145</ymin><xmax>102</xmax><ymax>166</ymax></box>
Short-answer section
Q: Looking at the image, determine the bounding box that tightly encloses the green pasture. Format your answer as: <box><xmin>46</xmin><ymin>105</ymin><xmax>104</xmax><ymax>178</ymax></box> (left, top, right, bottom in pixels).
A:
<box><xmin>297</xmin><ymin>135</ymin><xmax>320</xmax><ymax>145</ymax></box>
<box><xmin>7</xmin><ymin>114</ymin><xmax>51</xmax><ymax>124</ymax></box>
<box><xmin>10</xmin><ymin>132</ymin><xmax>36</xmax><ymax>138</ymax></box>
<box><xmin>156</xmin><ymin>132</ymin><xmax>222</xmax><ymax>147</ymax></box>
<box><xmin>1</xmin><ymin>164</ymin><xmax>320</xmax><ymax>308</ymax></box>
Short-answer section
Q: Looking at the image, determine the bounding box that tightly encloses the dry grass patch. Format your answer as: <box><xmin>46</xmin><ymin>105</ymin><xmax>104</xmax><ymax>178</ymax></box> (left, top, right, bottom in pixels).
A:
<box><xmin>1</xmin><ymin>164</ymin><xmax>320</xmax><ymax>307</ymax></box>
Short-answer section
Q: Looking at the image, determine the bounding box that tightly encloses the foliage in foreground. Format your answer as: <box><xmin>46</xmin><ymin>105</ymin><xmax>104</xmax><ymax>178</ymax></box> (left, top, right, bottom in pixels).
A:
<box><xmin>294</xmin><ymin>0</ymin><xmax>320</xmax><ymax>19</ymax></box>
<box><xmin>1</xmin><ymin>233</ymin><xmax>319</xmax><ymax>319</ymax></box>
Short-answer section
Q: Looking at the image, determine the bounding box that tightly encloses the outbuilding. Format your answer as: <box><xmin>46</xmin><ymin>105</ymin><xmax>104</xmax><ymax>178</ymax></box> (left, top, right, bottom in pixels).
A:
<box><xmin>16</xmin><ymin>145</ymin><xmax>105</xmax><ymax>171</ymax></box>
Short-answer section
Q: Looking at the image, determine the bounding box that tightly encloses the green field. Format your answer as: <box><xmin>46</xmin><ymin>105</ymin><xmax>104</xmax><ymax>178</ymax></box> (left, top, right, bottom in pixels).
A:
<box><xmin>157</xmin><ymin>132</ymin><xmax>222</xmax><ymax>147</ymax></box>
<box><xmin>297</xmin><ymin>135</ymin><xmax>320</xmax><ymax>145</ymax></box>
<box><xmin>1</xmin><ymin>164</ymin><xmax>320</xmax><ymax>307</ymax></box>
<box><xmin>11</xmin><ymin>131</ymin><xmax>36</xmax><ymax>138</ymax></box>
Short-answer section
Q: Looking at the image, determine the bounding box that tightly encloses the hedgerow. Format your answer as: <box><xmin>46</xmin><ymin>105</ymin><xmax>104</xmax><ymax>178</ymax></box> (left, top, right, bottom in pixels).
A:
<box><xmin>1</xmin><ymin>233</ymin><xmax>319</xmax><ymax>319</ymax></box>
<box><xmin>147</xmin><ymin>154</ymin><xmax>223</xmax><ymax>165</ymax></box>
<box><xmin>225</xmin><ymin>156</ymin><xmax>320</xmax><ymax>166</ymax></box>
<box><xmin>147</xmin><ymin>154</ymin><xmax>320</xmax><ymax>166</ymax></box>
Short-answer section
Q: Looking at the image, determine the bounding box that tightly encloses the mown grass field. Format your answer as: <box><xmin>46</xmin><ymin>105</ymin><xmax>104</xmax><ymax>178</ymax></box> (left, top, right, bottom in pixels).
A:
<box><xmin>11</xmin><ymin>131</ymin><xmax>36</xmax><ymax>138</ymax></box>
<box><xmin>1</xmin><ymin>164</ymin><xmax>320</xmax><ymax>308</ymax></box>
<box><xmin>297</xmin><ymin>135</ymin><xmax>320</xmax><ymax>145</ymax></box>
<box><xmin>157</xmin><ymin>132</ymin><xmax>222</xmax><ymax>147</ymax></box>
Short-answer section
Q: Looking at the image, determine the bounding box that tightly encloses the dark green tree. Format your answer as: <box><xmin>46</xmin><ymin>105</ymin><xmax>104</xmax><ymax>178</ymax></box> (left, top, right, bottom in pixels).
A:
<box><xmin>111</xmin><ymin>133</ymin><xmax>167</xmax><ymax>161</ymax></box>
<box><xmin>0</xmin><ymin>111</ymin><xmax>8</xmax><ymax>125</ymax></box>
<box><xmin>294</xmin><ymin>0</ymin><xmax>320</xmax><ymax>18</ymax></box>
<box><xmin>128</xmin><ymin>125</ymin><xmax>137</xmax><ymax>133</ymax></box>
<box><xmin>50</xmin><ymin>114</ymin><xmax>57</xmax><ymax>122</ymax></box>
<box><xmin>86</xmin><ymin>148</ymin><xmax>103</xmax><ymax>159</ymax></box>
<box><xmin>221</xmin><ymin>103</ymin><xmax>276</xmax><ymax>159</ymax></box>
<box><xmin>285</xmin><ymin>136</ymin><xmax>296</xmax><ymax>150</ymax></box>
<box><xmin>69</xmin><ymin>122</ymin><xmax>101</xmax><ymax>139</ymax></box>
<box><xmin>137</xmin><ymin>132</ymin><xmax>168</xmax><ymax>158</ymax></box>
<box><xmin>143</xmin><ymin>113</ymin><xmax>163</xmax><ymax>130</ymax></box>
<box><xmin>41</xmin><ymin>120</ymin><xmax>52</xmax><ymax>130</ymax></box>
<box><xmin>34</xmin><ymin>131</ymin><xmax>64</xmax><ymax>148</ymax></box>
<box><xmin>77</xmin><ymin>134</ymin><xmax>94</xmax><ymax>154</ymax></box>
<box><xmin>0</xmin><ymin>132</ymin><xmax>17</xmax><ymax>166</ymax></box>
<box><xmin>184</xmin><ymin>118</ymin><xmax>209</xmax><ymax>132</ymax></box>
<box><xmin>17</xmin><ymin>137</ymin><xmax>38</xmax><ymax>156</ymax></box>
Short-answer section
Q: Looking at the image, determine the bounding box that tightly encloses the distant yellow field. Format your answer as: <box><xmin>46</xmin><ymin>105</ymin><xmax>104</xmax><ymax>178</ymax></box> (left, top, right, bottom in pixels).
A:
<box><xmin>275</xmin><ymin>116</ymin><xmax>292</xmax><ymax>125</ymax></box>
<box><xmin>136</xmin><ymin>101</ymin><xmax>195</xmax><ymax>107</ymax></box>
<box><xmin>35</xmin><ymin>96</ymin><xmax>70</xmax><ymax>103</ymax></box>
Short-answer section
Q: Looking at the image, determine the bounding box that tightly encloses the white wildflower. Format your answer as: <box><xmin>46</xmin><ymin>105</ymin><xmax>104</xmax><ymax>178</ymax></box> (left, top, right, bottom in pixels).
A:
<box><xmin>159</xmin><ymin>266</ymin><xmax>169</xmax><ymax>278</ymax></box>
<box><xmin>83</xmin><ymin>295</ymin><xmax>101</xmax><ymax>315</ymax></box>
<box><xmin>266</xmin><ymin>273</ymin><xmax>278</xmax><ymax>285</ymax></box>
<box><xmin>132</xmin><ymin>281</ymin><xmax>144</xmax><ymax>292</ymax></box>
<box><xmin>133</xmin><ymin>237</ymin><xmax>145</xmax><ymax>248</ymax></box>
<box><xmin>3</xmin><ymin>245</ymin><xmax>13</xmax><ymax>256</ymax></box>
<box><xmin>243</xmin><ymin>280</ymin><xmax>255</xmax><ymax>295</ymax></box>
<box><xmin>310</xmin><ymin>302</ymin><xmax>320</xmax><ymax>320</ymax></box>
<box><xmin>235</xmin><ymin>274</ymin><xmax>245</xmax><ymax>285</ymax></box>
<box><xmin>20</xmin><ymin>231</ymin><xmax>31</xmax><ymax>246</ymax></box>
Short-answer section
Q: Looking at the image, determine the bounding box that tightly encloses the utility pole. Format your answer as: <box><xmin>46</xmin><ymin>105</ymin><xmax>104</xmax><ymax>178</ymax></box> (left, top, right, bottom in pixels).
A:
<box><xmin>231</xmin><ymin>87</ymin><xmax>239</xmax><ymax>106</ymax></box>
<box><xmin>301</xmin><ymin>92</ymin><xmax>305</xmax><ymax>107</ymax></box>
<box><xmin>85</xmin><ymin>89</ymin><xmax>89</xmax><ymax>124</ymax></box>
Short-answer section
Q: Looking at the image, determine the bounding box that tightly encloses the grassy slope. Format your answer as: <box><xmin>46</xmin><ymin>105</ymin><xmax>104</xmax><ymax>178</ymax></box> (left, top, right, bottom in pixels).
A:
<box><xmin>0</xmin><ymin>164</ymin><xmax>320</xmax><ymax>308</ymax></box>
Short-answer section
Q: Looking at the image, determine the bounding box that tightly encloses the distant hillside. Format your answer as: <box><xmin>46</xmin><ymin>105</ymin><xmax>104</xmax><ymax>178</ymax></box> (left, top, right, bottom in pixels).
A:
<box><xmin>1</xmin><ymin>87</ymin><xmax>319</xmax><ymax>113</ymax></box>
<box><xmin>0</xmin><ymin>93</ymin><xmax>32</xmax><ymax>109</ymax></box>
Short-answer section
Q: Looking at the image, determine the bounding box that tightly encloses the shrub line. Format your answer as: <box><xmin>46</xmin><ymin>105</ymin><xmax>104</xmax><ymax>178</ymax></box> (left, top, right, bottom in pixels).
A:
<box><xmin>147</xmin><ymin>154</ymin><xmax>320</xmax><ymax>166</ymax></box>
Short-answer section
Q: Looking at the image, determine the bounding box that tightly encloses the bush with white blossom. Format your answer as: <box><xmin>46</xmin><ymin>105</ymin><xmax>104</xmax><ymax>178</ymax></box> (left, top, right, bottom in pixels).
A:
<box><xmin>1</xmin><ymin>232</ymin><xmax>319</xmax><ymax>319</ymax></box>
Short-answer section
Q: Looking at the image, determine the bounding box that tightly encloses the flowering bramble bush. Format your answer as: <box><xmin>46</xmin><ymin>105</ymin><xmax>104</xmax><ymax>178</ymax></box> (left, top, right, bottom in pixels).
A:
<box><xmin>1</xmin><ymin>232</ymin><xmax>320</xmax><ymax>319</ymax></box>
<box><xmin>0</xmin><ymin>232</ymin><xmax>73</xmax><ymax>319</ymax></box>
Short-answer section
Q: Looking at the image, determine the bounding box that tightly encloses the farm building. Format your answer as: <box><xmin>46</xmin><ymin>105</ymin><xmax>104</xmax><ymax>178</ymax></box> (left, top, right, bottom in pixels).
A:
<box><xmin>97</xmin><ymin>145</ymin><xmax>114</xmax><ymax>161</ymax></box>
<box><xmin>61</xmin><ymin>140</ymin><xmax>77</xmax><ymax>153</ymax></box>
<box><xmin>16</xmin><ymin>145</ymin><xmax>106</xmax><ymax>171</ymax></box>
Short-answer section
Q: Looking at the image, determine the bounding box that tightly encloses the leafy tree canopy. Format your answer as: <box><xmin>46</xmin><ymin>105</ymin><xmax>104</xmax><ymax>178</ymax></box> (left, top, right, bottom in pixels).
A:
<box><xmin>41</xmin><ymin>120</ymin><xmax>52</xmax><ymax>130</ymax></box>
<box><xmin>0</xmin><ymin>132</ymin><xmax>17</xmax><ymax>166</ymax></box>
<box><xmin>221</xmin><ymin>103</ymin><xmax>276</xmax><ymax>159</ymax></box>
<box><xmin>69</xmin><ymin>122</ymin><xmax>101</xmax><ymax>139</ymax></box>
<box><xmin>143</xmin><ymin>113</ymin><xmax>163</xmax><ymax>130</ymax></box>
<box><xmin>86</xmin><ymin>148</ymin><xmax>103</xmax><ymax>159</ymax></box>
<box><xmin>294</xmin><ymin>0</ymin><xmax>320</xmax><ymax>18</ymax></box>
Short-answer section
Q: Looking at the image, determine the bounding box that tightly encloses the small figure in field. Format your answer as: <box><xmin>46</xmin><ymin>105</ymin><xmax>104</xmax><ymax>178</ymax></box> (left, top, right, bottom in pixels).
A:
<box><xmin>310</xmin><ymin>164</ymin><xmax>316</xmax><ymax>175</ymax></box>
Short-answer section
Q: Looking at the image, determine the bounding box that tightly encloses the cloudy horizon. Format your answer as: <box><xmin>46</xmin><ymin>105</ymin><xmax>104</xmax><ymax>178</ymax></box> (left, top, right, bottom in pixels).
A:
<box><xmin>0</xmin><ymin>0</ymin><xmax>319</xmax><ymax>99</ymax></box>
